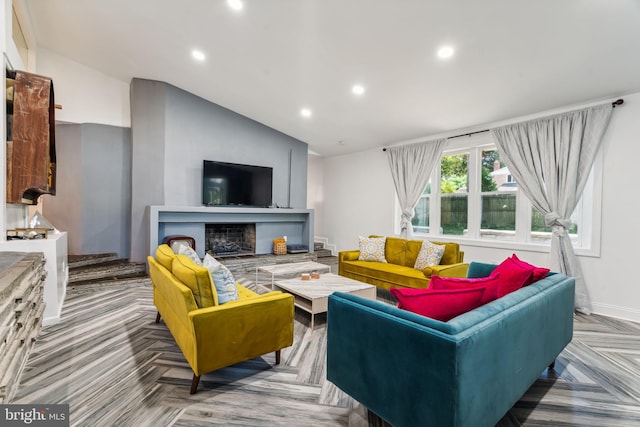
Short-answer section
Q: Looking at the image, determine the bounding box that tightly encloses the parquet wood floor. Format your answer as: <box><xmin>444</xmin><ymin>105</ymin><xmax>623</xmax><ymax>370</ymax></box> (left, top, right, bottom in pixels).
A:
<box><xmin>12</xmin><ymin>273</ymin><xmax>640</xmax><ymax>426</ymax></box>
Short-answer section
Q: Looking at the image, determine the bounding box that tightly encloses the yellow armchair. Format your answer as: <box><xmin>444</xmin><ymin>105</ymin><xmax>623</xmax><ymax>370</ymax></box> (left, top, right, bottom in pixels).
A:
<box><xmin>147</xmin><ymin>245</ymin><xmax>294</xmax><ymax>393</ymax></box>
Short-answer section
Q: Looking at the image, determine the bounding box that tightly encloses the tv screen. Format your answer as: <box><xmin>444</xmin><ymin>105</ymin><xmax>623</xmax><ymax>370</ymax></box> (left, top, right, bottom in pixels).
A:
<box><xmin>202</xmin><ymin>160</ymin><xmax>273</xmax><ymax>207</ymax></box>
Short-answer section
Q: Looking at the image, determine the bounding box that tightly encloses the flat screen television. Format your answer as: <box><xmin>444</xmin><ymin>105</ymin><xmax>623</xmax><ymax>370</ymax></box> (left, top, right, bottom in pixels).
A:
<box><xmin>202</xmin><ymin>160</ymin><xmax>273</xmax><ymax>207</ymax></box>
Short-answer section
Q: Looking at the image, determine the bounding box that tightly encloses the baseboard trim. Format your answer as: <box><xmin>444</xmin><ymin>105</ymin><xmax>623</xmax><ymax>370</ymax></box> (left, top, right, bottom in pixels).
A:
<box><xmin>43</xmin><ymin>285</ymin><xmax>66</xmax><ymax>327</ymax></box>
<box><xmin>43</xmin><ymin>315</ymin><xmax>61</xmax><ymax>327</ymax></box>
<box><xmin>591</xmin><ymin>302</ymin><xmax>640</xmax><ymax>324</ymax></box>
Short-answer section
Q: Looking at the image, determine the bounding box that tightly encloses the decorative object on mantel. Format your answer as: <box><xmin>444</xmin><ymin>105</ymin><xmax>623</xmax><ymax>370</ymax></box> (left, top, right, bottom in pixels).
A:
<box><xmin>273</xmin><ymin>237</ymin><xmax>287</xmax><ymax>255</ymax></box>
<box><xmin>6</xmin><ymin>228</ymin><xmax>50</xmax><ymax>240</ymax></box>
<box><xmin>29</xmin><ymin>210</ymin><xmax>58</xmax><ymax>232</ymax></box>
<box><xmin>286</xmin><ymin>243</ymin><xmax>309</xmax><ymax>254</ymax></box>
<box><xmin>7</xmin><ymin>211</ymin><xmax>59</xmax><ymax>240</ymax></box>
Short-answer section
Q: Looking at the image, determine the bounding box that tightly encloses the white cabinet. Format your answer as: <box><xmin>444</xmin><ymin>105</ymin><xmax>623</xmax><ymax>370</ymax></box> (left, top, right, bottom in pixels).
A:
<box><xmin>0</xmin><ymin>232</ymin><xmax>68</xmax><ymax>325</ymax></box>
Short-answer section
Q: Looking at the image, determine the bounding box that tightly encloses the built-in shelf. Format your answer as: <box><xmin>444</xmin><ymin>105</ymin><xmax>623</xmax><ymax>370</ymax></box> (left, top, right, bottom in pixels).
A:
<box><xmin>147</xmin><ymin>206</ymin><xmax>314</xmax><ymax>258</ymax></box>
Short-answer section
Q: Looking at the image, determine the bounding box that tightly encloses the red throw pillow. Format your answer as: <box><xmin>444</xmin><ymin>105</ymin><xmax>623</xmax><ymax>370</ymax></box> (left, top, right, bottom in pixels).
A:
<box><xmin>390</xmin><ymin>287</ymin><xmax>486</xmax><ymax>322</ymax></box>
<box><xmin>511</xmin><ymin>254</ymin><xmax>550</xmax><ymax>284</ymax></box>
<box><xmin>493</xmin><ymin>257</ymin><xmax>534</xmax><ymax>297</ymax></box>
<box><xmin>429</xmin><ymin>272</ymin><xmax>501</xmax><ymax>305</ymax></box>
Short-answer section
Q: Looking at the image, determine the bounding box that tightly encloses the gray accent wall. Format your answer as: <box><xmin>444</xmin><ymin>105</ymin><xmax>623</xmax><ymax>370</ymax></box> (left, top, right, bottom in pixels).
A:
<box><xmin>130</xmin><ymin>78</ymin><xmax>308</xmax><ymax>262</ymax></box>
<box><xmin>43</xmin><ymin>124</ymin><xmax>82</xmax><ymax>254</ymax></box>
<box><xmin>43</xmin><ymin>123</ymin><xmax>132</xmax><ymax>257</ymax></box>
<box><xmin>130</xmin><ymin>79</ymin><xmax>167</xmax><ymax>262</ymax></box>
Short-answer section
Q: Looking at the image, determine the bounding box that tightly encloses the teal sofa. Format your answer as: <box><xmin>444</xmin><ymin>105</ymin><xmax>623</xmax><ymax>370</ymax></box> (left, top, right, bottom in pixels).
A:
<box><xmin>326</xmin><ymin>262</ymin><xmax>575</xmax><ymax>427</ymax></box>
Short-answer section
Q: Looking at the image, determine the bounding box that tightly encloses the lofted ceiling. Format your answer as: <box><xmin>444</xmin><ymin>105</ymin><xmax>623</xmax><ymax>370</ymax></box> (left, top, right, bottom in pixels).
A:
<box><xmin>22</xmin><ymin>0</ymin><xmax>640</xmax><ymax>157</ymax></box>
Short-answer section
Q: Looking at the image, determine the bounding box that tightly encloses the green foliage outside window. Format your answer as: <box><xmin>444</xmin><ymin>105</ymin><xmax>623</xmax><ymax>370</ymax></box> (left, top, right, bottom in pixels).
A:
<box><xmin>481</xmin><ymin>150</ymin><xmax>499</xmax><ymax>192</ymax></box>
<box><xmin>441</xmin><ymin>154</ymin><xmax>468</xmax><ymax>177</ymax></box>
<box><xmin>440</xmin><ymin>155</ymin><xmax>468</xmax><ymax>193</ymax></box>
<box><xmin>481</xmin><ymin>167</ymin><xmax>497</xmax><ymax>192</ymax></box>
<box><xmin>440</xmin><ymin>154</ymin><xmax>468</xmax><ymax>234</ymax></box>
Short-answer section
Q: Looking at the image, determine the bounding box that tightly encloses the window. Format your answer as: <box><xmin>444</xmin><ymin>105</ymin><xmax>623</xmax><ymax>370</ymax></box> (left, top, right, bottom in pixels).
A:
<box><xmin>407</xmin><ymin>132</ymin><xmax>601</xmax><ymax>253</ymax></box>
<box><xmin>480</xmin><ymin>149</ymin><xmax>516</xmax><ymax>240</ymax></box>
<box><xmin>440</xmin><ymin>153</ymin><xmax>468</xmax><ymax>236</ymax></box>
<box><xmin>412</xmin><ymin>182</ymin><xmax>431</xmax><ymax>234</ymax></box>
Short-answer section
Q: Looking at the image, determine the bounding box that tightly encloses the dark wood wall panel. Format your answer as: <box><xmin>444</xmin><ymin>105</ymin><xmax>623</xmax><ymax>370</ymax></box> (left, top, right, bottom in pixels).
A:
<box><xmin>6</xmin><ymin>70</ymin><xmax>56</xmax><ymax>204</ymax></box>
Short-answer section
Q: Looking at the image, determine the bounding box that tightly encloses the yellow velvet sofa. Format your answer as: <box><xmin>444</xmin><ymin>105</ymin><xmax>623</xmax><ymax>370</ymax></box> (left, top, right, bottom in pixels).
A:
<box><xmin>147</xmin><ymin>244</ymin><xmax>294</xmax><ymax>393</ymax></box>
<box><xmin>338</xmin><ymin>236</ymin><xmax>468</xmax><ymax>290</ymax></box>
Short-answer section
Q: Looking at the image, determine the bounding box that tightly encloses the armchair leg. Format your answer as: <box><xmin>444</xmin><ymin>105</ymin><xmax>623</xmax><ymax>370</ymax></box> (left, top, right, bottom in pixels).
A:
<box><xmin>155</xmin><ymin>311</ymin><xmax>161</xmax><ymax>324</ymax></box>
<box><xmin>190</xmin><ymin>374</ymin><xmax>200</xmax><ymax>394</ymax></box>
<box><xmin>275</xmin><ymin>349</ymin><xmax>281</xmax><ymax>365</ymax></box>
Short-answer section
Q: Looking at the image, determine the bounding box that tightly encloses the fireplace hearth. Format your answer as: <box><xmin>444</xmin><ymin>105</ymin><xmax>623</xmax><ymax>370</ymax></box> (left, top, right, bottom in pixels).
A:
<box><xmin>205</xmin><ymin>223</ymin><xmax>256</xmax><ymax>257</ymax></box>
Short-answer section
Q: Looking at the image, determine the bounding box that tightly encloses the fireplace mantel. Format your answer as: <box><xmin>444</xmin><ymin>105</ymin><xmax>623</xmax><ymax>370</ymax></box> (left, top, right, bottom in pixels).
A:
<box><xmin>147</xmin><ymin>206</ymin><xmax>314</xmax><ymax>258</ymax></box>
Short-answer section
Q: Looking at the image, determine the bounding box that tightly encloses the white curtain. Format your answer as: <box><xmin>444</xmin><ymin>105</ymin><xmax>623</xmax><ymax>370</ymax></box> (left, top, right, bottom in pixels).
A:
<box><xmin>386</xmin><ymin>139</ymin><xmax>447</xmax><ymax>238</ymax></box>
<box><xmin>491</xmin><ymin>103</ymin><xmax>613</xmax><ymax>313</ymax></box>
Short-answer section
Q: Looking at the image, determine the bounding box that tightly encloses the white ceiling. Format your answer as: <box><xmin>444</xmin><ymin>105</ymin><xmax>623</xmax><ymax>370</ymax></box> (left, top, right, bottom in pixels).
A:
<box><xmin>22</xmin><ymin>0</ymin><xmax>640</xmax><ymax>157</ymax></box>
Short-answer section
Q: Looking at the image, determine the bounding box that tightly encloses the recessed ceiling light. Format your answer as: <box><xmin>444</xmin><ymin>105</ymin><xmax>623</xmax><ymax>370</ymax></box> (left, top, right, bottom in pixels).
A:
<box><xmin>300</xmin><ymin>108</ymin><xmax>312</xmax><ymax>118</ymax></box>
<box><xmin>352</xmin><ymin>84</ymin><xmax>365</xmax><ymax>96</ymax></box>
<box><xmin>191</xmin><ymin>49</ymin><xmax>206</xmax><ymax>62</ymax></box>
<box><xmin>437</xmin><ymin>46</ymin><xmax>455</xmax><ymax>59</ymax></box>
<box><xmin>227</xmin><ymin>0</ymin><xmax>244</xmax><ymax>11</ymax></box>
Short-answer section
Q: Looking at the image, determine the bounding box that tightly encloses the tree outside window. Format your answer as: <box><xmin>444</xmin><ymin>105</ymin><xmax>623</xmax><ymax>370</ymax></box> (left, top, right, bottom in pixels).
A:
<box><xmin>481</xmin><ymin>149</ymin><xmax>516</xmax><ymax>240</ymax></box>
<box><xmin>440</xmin><ymin>154</ymin><xmax>468</xmax><ymax>235</ymax></box>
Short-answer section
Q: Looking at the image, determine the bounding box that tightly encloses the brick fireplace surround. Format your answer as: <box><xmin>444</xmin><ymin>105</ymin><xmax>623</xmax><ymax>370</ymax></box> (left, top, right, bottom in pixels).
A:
<box><xmin>205</xmin><ymin>223</ymin><xmax>256</xmax><ymax>256</ymax></box>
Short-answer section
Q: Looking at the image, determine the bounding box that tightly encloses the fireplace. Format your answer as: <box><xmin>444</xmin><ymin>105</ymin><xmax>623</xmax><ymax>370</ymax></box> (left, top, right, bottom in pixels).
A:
<box><xmin>205</xmin><ymin>223</ymin><xmax>256</xmax><ymax>257</ymax></box>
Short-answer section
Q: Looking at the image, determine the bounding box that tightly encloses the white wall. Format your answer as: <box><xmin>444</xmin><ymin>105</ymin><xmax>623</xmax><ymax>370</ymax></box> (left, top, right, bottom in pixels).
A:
<box><xmin>307</xmin><ymin>154</ymin><xmax>324</xmax><ymax>236</ymax></box>
<box><xmin>36</xmin><ymin>48</ymin><xmax>130</xmax><ymax>128</ymax></box>
<box><xmin>583</xmin><ymin>94</ymin><xmax>640</xmax><ymax>321</ymax></box>
<box><xmin>317</xmin><ymin>92</ymin><xmax>640</xmax><ymax>323</ymax></box>
<box><xmin>320</xmin><ymin>148</ymin><xmax>396</xmax><ymax>251</ymax></box>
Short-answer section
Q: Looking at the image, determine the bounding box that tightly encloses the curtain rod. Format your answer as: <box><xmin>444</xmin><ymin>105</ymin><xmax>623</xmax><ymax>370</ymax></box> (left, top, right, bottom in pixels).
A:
<box><xmin>382</xmin><ymin>98</ymin><xmax>624</xmax><ymax>151</ymax></box>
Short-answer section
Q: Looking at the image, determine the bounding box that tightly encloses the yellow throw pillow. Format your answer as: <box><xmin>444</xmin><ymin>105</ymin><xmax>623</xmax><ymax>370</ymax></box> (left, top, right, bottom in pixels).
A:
<box><xmin>358</xmin><ymin>236</ymin><xmax>387</xmax><ymax>263</ymax></box>
<box><xmin>414</xmin><ymin>241</ymin><xmax>446</xmax><ymax>270</ymax></box>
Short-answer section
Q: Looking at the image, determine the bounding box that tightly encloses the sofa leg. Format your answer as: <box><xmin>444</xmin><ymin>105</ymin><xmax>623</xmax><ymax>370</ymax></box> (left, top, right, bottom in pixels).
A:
<box><xmin>548</xmin><ymin>360</ymin><xmax>556</xmax><ymax>370</ymax></box>
<box><xmin>155</xmin><ymin>311</ymin><xmax>161</xmax><ymax>324</ymax></box>
<box><xmin>275</xmin><ymin>349</ymin><xmax>281</xmax><ymax>365</ymax></box>
<box><xmin>190</xmin><ymin>374</ymin><xmax>200</xmax><ymax>394</ymax></box>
